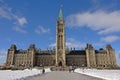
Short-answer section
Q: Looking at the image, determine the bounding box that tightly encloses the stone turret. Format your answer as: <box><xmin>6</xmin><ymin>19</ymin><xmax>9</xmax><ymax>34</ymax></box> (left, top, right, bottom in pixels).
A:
<box><xmin>86</xmin><ymin>44</ymin><xmax>93</xmax><ymax>49</ymax></box>
<box><xmin>29</xmin><ymin>44</ymin><xmax>35</xmax><ymax>50</ymax></box>
<box><xmin>28</xmin><ymin>44</ymin><xmax>36</xmax><ymax>67</ymax></box>
<box><xmin>106</xmin><ymin>44</ymin><xmax>117</xmax><ymax>67</ymax></box>
<box><xmin>10</xmin><ymin>44</ymin><xmax>17</xmax><ymax>50</ymax></box>
<box><xmin>86</xmin><ymin>44</ymin><xmax>96</xmax><ymax>68</ymax></box>
<box><xmin>6</xmin><ymin>44</ymin><xmax>17</xmax><ymax>66</ymax></box>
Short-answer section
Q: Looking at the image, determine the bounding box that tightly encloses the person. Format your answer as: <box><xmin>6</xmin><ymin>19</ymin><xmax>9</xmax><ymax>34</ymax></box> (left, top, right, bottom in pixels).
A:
<box><xmin>69</xmin><ymin>68</ymin><xmax>71</xmax><ymax>72</ymax></box>
<box><xmin>72</xmin><ymin>66</ymin><xmax>75</xmax><ymax>72</ymax></box>
<box><xmin>50</xmin><ymin>67</ymin><xmax>53</xmax><ymax>71</ymax></box>
<box><xmin>73</xmin><ymin>68</ymin><xmax>75</xmax><ymax>72</ymax></box>
<box><xmin>69</xmin><ymin>66</ymin><xmax>72</xmax><ymax>73</ymax></box>
<box><xmin>42</xmin><ymin>68</ymin><xmax>45</xmax><ymax>74</ymax></box>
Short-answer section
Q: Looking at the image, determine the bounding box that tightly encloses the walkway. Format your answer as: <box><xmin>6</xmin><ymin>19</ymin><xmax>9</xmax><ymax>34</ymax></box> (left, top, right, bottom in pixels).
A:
<box><xmin>25</xmin><ymin>71</ymin><xmax>104</xmax><ymax>80</ymax></box>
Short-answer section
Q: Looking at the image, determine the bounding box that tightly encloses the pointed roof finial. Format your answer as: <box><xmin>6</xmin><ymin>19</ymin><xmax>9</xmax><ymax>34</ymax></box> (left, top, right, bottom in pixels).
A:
<box><xmin>59</xmin><ymin>4</ymin><xmax>63</xmax><ymax>20</ymax></box>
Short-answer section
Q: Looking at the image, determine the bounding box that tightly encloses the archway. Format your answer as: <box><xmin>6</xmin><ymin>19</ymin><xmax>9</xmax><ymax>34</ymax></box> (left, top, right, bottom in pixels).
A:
<box><xmin>59</xmin><ymin>61</ymin><xmax>62</xmax><ymax>66</ymax></box>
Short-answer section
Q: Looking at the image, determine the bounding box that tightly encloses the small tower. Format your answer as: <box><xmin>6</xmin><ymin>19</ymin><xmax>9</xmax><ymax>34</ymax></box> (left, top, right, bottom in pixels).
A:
<box><xmin>27</xmin><ymin>44</ymin><xmax>36</xmax><ymax>67</ymax></box>
<box><xmin>55</xmin><ymin>6</ymin><xmax>66</xmax><ymax>66</ymax></box>
<box><xmin>6</xmin><ymin>44</ymin><xmax>17</xmax><ymax>66</ymax></box>
<box><xmin>106</xmin><ymin>44</ymin><xmax>117</xmax><ymax>67</ymax></box>
<box><xmin>86</xmin><ymin>44</ymin><xmax>96</xmax><ymax>68</ymax></box>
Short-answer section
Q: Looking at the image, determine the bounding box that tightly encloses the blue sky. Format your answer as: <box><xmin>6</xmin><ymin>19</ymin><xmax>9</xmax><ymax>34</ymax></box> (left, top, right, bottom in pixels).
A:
<box><xmin>0</xmin><ymin>0</ymin><xmax>120</xmax><ymax>65</ymax></box>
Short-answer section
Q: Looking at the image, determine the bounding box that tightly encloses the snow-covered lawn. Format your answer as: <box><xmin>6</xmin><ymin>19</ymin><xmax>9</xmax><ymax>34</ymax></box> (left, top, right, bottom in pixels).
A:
<box><xmin>75</xmin><ymin>68</ymin><xmax>120</xmax><ymax>80</ymax></box>
<box><xmin>0</xmin><ymin>68</ymin><xmax>51</xmax><ymax>80</ymax></box>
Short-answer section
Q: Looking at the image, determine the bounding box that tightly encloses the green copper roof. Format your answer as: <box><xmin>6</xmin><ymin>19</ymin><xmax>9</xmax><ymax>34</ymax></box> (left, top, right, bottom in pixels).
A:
<box><xmin>58</xmin><ymin>7</ymin><xmax>63</xmax><ymax>20</ymax></box>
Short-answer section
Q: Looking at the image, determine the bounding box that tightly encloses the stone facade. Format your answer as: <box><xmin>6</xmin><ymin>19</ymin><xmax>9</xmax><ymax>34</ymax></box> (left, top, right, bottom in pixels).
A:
<box><xmin>6</xmin><ymin>44</ymin><xmax>117</xmax><ymax>68</ymax></box>
<box><xmin>6</xmin><ymin>8</ymin><xmax>117</xmax><ymax>69</ymax></box>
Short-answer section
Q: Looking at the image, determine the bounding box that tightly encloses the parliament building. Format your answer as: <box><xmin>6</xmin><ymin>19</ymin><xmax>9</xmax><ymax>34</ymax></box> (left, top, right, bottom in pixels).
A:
<box><xmin>6</xmin><ymin>8</ymin><xmax>117</xmax><ymax>69</ymax></box>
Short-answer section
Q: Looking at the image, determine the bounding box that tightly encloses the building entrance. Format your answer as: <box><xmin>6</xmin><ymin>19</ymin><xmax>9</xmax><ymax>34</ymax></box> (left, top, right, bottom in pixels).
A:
<box><xmin>59</xmin><ymin>61</ymin><xmax>62</xmax><ymax>66</ymax></box>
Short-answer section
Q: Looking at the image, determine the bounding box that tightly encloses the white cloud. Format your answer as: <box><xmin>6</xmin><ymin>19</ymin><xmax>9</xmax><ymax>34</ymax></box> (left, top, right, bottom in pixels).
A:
<box><xmin>35</xmin><ymin>26</ymin><xmax>50</xmax><ymax>34</ymax></box>
<box><xmin>0</xmin><ymin>5</ymin><xmax>27</xmax><ymax>33</ymax></box>
<box><xmin>13</xmin><ymin>16</ymin><xmax>27</xmax><ymax>33</ymax></box>
<box><xmin>49</xmin><ymin>38</ymin><xmax>86</xmax><ymax>49</ymax></box>
<box><xmin>49</xmin><ymin>37</ymin><xmax>109</xmax><ymax>50</ymax></box>
<box><xmin>0</xmin><ymin>55</ymin><xmax>6</xmax><ymax>59</ymax></box>
<box><xmin>13</xmin><ymin>26</ymin><xmax>27</xmax><ymax>33</ymax></box>
<box><xmin>49</xmin><ymin>43</ymin><xmax>56</xmax><ymax>47</ymax></box>
<box><xmin>118</xmin><ymin>50</ymin><xmax>120</xmax><ymax>58</ymax></box>
<box><xmin>91</xmin><ymin>42</ymin><xmax>104</xmax><ymax>48</ymax></box>
<box><xmin>13</xmin><ymin>15</ymin><xmax>27</xmax><ymax>26</ymax></box>
<box><xmin>66</xmin><ymin>38</ymin><xmax>86</xmax><ymax>49</ymax></box>
<box><xmin>66</xmin><ymin>10</ymin><xmax>120</xmax><ymax>34</ymax></box>
<box><xmin>0</xmin><ymin>7</ymin><xmax>12</xmax><ymax>19</ymax></box>
<box><xmin>116</xmin><ymin>50</ymin><xmax>120</xmax><ymax>66</ymax></box>
<box><xmin>101</xmin><ymin>35</ymin><xmax>120</xmax><ymax>42</ymax></box>
<box><xmin>0</xmin><ymin>49</ymin><xmax>7</xmax><ymax>54</ymax></box>
<box><xmin>0</xmin><ymin>49</ymin><xmax>7</xmax><ymax>61</ymax></box>
<box><xmin>118</xmin><ymin>51</ymin><xmax>120</xmax><ymax>60</ymax></box>
<box><xmin>18</xmin><ymin>17</ymin><xmax>27</xmax><ymax>26</ymax></box>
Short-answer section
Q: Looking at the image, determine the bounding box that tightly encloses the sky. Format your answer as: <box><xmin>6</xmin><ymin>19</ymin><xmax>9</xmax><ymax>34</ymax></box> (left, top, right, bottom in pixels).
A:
<box><xmin>0</xmin><ymin>0</ymin><xmax>120</xmax><ymax>65</ymax></box>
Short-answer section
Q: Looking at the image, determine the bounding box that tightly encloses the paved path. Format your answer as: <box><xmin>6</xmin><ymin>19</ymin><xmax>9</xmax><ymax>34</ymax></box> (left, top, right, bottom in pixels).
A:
<box><xmin>25</xmin><ymin>71</ymin><xmax>104</xmax><ymax>80</ymax></box>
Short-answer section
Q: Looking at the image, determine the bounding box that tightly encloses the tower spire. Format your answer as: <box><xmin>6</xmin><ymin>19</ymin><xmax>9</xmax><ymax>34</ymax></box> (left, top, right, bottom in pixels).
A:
<box><xmin>58</xmin><ymin>5</ymin><xmax>63</xmax><ymax>20</ymax></box>
<box><xmin>56</xmin><ymin>6</ymin><xmax>66</xmax><ymax>66</ymax></box>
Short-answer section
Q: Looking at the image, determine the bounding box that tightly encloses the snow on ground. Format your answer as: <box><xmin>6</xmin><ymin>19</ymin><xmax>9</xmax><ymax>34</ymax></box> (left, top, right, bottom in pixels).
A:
<box><xmin>75</xmin><ymin>68</ymin><xmax>120</xmax><ymax>80</ymax></box>
<box><xmin>0</xmin><ymin>68</ymin><xmax>51</xmax><ymax>80</ymax></box>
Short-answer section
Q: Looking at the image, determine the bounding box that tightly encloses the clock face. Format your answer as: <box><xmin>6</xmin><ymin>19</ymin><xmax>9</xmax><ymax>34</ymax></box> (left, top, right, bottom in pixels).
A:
<box><xmin>60</xmin><ymin>21</ymin><xmax>63</xmax><ymax>24</ymax></box>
